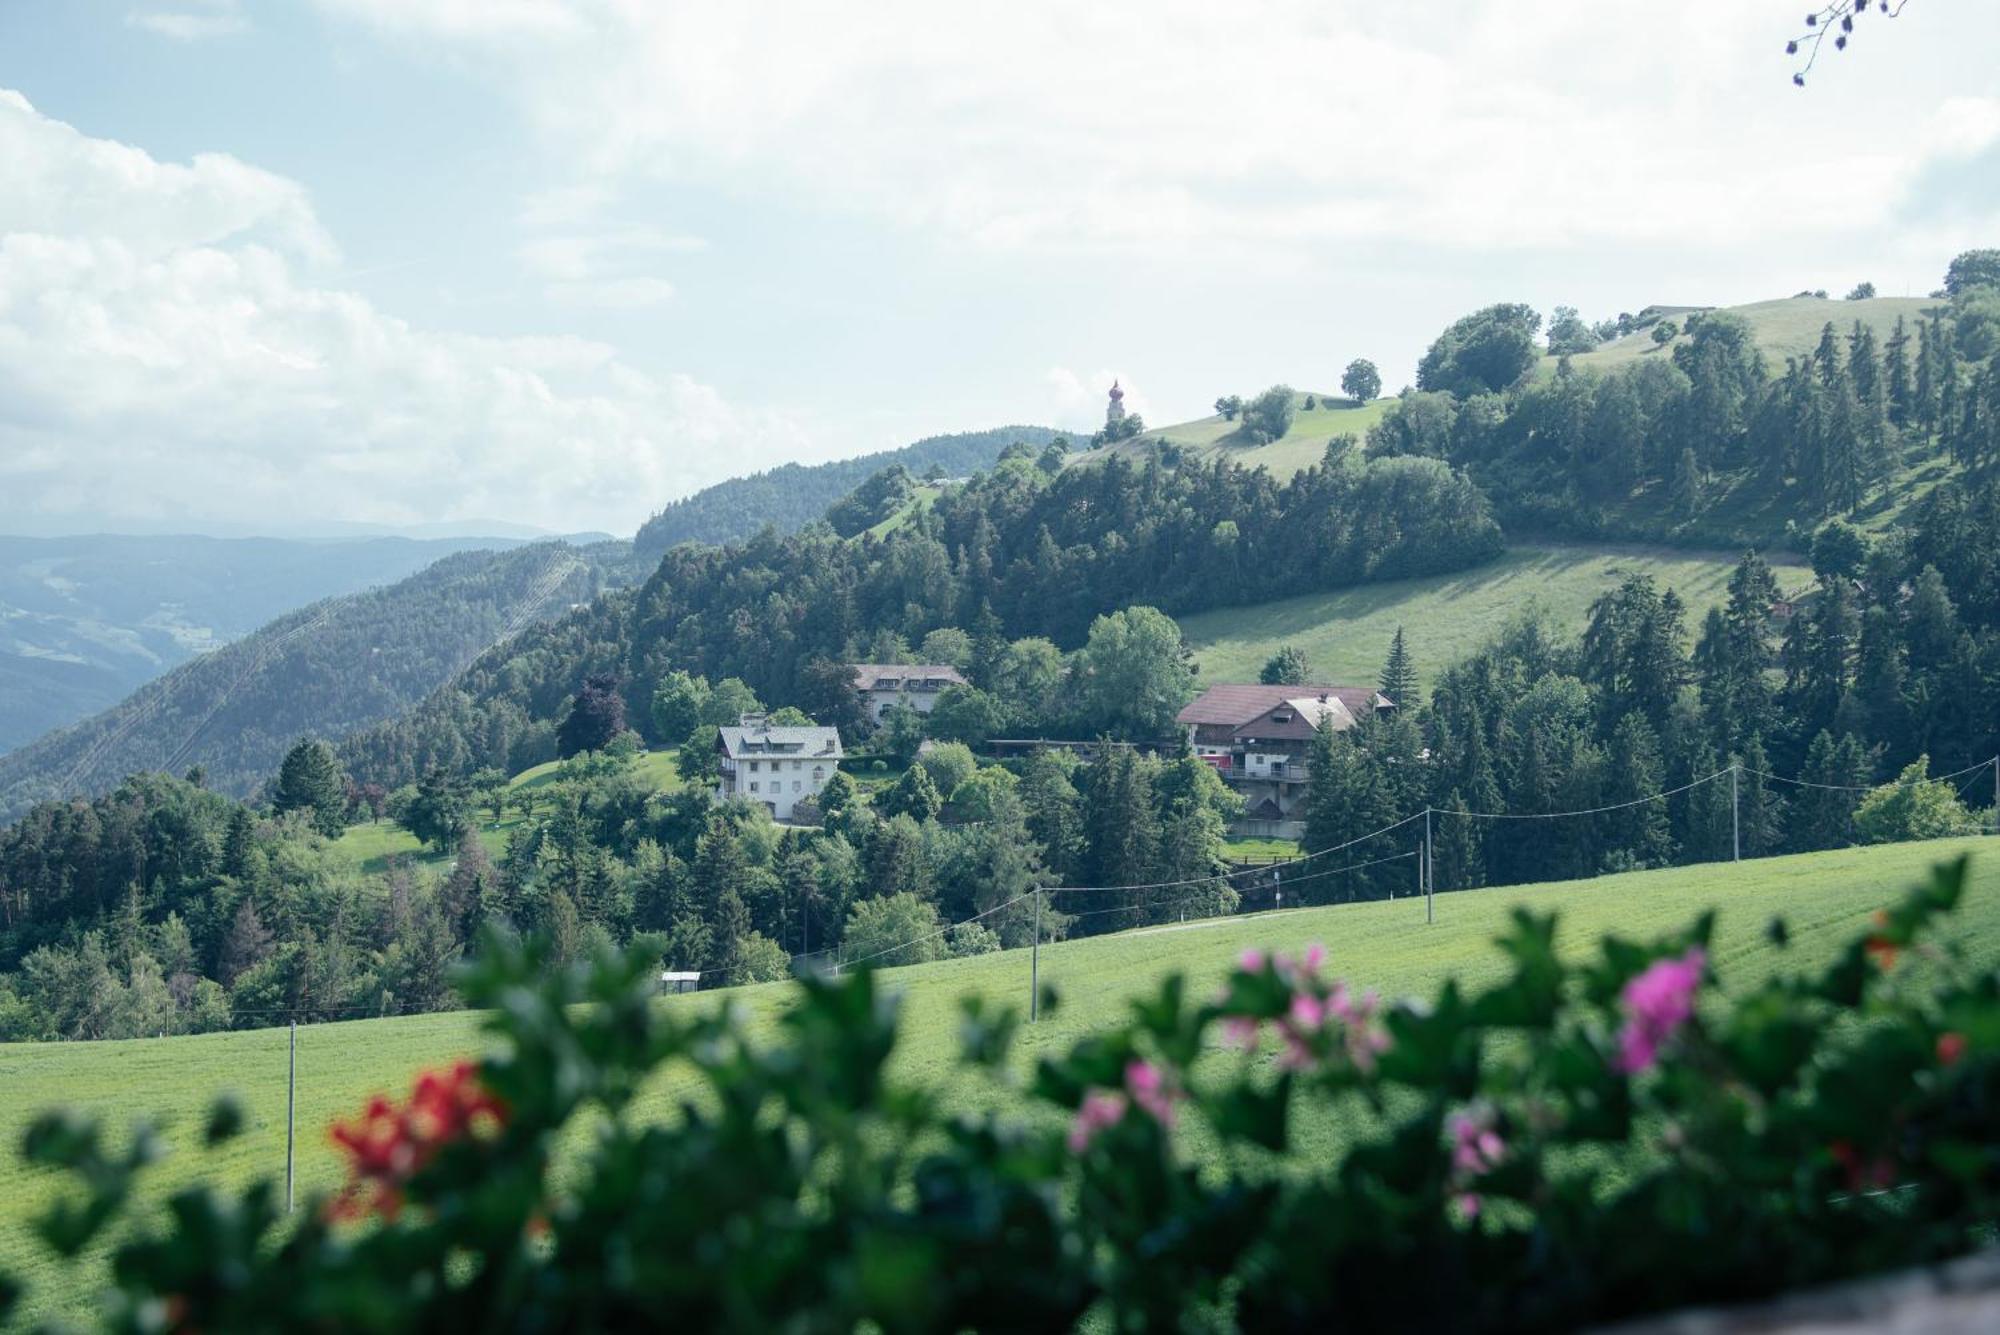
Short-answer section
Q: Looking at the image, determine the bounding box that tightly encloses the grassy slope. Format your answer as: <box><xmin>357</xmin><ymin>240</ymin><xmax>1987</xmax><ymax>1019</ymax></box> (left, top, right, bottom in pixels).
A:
<box><xmin>1555</xmin><ymin>296</ymin><xmax>1937</xmax><ymax>377</ymax></box>
<box><xmin>1090</xmin><ymin>298</ymin><xmax>1936</xmax><ymax>490</ymax></box>
<box><xmin>1076</xmin><ymin>393</ymin><xmax>1394</xmax><ymax>479</ymax></box>
<box><xmin>4</xmin><ymin>836</ymin><xmax>1996</xmax><ymax>1311</ymax></box>
<box><xmin>1180</xmin><ymin>542</ymin><xmax>1810</xmax><ymax>692</ymax></box>
<box><xmin>326</xmin><ymin>749</ymin><xmax>684</xmax><ymax>876</ymax></box>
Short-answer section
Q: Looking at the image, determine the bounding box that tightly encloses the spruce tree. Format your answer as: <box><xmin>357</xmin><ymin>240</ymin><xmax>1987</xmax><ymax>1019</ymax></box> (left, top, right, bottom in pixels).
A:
<box><xmin>1607</xmin><ymin>713</ymin><xmax>1673</xmax><ymax>869</ymax></box>
<box><xmin>273</xmin><ymin>739</ymin><xmax>347</xmax><ymax>838</ymax></box>
<box><xmin>1079</xmin><ymin>748</ymin><xmax>1159</xmax><ymax>915</ymax></box>
<box><xmin>1736</xmin><ymin>734</ymin><xmax>1786</xmax><ymax>858</ymax></box>
<box><xmin>1378</xmin><ymin>627</ymin><xmax>1419</xmax><ymax>709</ymax></box>
<box><xmin>1430</xmin><ymin>790</ymin><xmax>1483</xmax><ymax>892</ymax></box>
<box><xmin>1885</xmin><ymin>314</ymin><xmax>1913</xmax><ymax>425</ymax></box>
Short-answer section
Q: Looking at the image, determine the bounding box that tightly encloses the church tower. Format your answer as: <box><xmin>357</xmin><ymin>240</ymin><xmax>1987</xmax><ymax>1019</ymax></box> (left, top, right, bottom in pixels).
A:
<box><xmin>1105</xmin><ymin>380</ymin><xmax>1126</xmax><ymax>429</ymax></box>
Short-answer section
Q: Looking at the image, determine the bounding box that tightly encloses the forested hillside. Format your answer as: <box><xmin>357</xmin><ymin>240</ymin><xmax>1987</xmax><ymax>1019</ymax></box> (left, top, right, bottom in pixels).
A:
<box><xmin>340</xmin><ymin>445</ymin><xmax>1501</xmax><ymax>789</ymax></box>
<box><xmin>631</xmin><ymin>425</ymin><xmax>1062</xmax><ymax>554</ymax></box>
<box><xmin>1361</xmin><ymin>287</ymin><xmax>1998</xmax><ymax>547</ymax></box>
<box><xmin>0</xmin><ymin>533</ymin><xmax>518</xmax><ymax>754</ymax></box>
<box><xmin>0</xmin><ymin>542</ymin><xmax>635</xmax><ymax>821</ymax></box>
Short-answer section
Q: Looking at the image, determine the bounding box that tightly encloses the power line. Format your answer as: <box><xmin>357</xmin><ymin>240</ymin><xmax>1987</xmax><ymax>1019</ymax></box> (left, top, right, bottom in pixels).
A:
<box><xmin>1048</xmin><ymin>810</ymin><xmax>1425</xmax><ymax>897</ymax></box>
<box><xmin>1740</xmin><ymin>756</ymin><xmax>1997</xmax><ymax>793</ymax></box>
<box><xmin>1438</xmin><ymin>767</ymin><xmax>1735</xmax><ymax>821</ymax></box>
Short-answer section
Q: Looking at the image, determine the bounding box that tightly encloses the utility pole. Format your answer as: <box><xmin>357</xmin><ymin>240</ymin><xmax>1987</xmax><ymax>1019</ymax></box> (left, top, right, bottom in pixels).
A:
<box><xmin>286</xmin><ymin>1019</ymin><xmax>297</xmax><ymax>1214</ymax></box>
<box><xmin>1732</xmin><ymin>764</ymin><xmax>1741</xmax><ymax>863</ymax></box>
<box><xmin>1030</xmin><ymin>887</ymin><xmax>1042</xmax><ymax>1022</ymax></box>
<box><xmin>1424</xmin><ymin>807</ymin><xmax>1434</xmax><ymax>925</ymax></box>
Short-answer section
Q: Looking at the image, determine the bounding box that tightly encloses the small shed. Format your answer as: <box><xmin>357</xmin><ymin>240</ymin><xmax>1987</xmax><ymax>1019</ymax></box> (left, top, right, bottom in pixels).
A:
<box><xmin>658</xmin><ymin>970</ymin><xmax>701</xmax><ymax>995</ymax></box>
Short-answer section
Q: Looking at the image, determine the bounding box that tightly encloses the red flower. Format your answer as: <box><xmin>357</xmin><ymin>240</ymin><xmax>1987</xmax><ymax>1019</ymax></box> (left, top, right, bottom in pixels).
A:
<box><xmin>1828</xmin><ymin>1138</ymin><xmax>1896</xmax><ymax>1192</ymax></box>
<box><xmin>1937</xmin><ymin>1032</ymin><xmax>1968</xmax><ymax>1067</ymax></box>
<box><xmin>329</xmin><ymin>1061</ymin><xmax>507</xmax><ymax>1219</ymax></box>
<box><xmin>1864</xmin><ymin>909</ymin><xmax>1900</xmax><ymax>970</ymax></box>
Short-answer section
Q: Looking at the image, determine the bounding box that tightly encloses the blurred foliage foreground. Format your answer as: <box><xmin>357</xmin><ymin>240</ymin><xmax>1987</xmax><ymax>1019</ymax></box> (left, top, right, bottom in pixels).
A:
<box><xmin>7</xmin><ymin>857</ymin><xmax>1999</xmax><ymax>1333</ymax></box>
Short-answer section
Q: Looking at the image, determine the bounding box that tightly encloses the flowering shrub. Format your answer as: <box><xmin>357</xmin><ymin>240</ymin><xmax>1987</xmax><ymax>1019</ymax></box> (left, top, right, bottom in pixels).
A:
<box><xmin>7</xmin><ymin>856</ymin><xmax>1999</xmax><ymax>1332</ymax></box>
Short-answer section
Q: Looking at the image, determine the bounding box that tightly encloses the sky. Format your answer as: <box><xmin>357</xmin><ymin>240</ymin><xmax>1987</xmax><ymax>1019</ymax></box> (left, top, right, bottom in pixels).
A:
<box><xmin>1</xmin><ymin>1</ymin><xmax>1997</xmax><ymax>539</ymax></box>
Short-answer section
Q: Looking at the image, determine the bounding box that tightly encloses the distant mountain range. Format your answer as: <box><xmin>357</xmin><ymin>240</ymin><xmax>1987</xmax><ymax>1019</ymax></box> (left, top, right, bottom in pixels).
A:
<box><xmin>633</xmin><ymin>425</ymin><xmax>1063</xmax><ymax>554</ymax></box>
<box><xmin>0</xmin><ymin>533</ymin><xmax>527</xmax><ymax>754</ymax></box>
<box><xmin>0</xmin><ymin>540</ymin><xmax>641</xmax><ymax>821</ymax></box>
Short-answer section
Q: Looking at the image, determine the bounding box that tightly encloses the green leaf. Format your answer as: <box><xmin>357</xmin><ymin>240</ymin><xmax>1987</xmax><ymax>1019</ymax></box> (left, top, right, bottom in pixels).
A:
<box><xmin>204</xmin><ymin>1093</ymin><xmax>247</xmax><ymax>1147</ymax></box>
<box><xmin>1207</xmin><ymin>1072</ymin><xmax>1293</xmax><ymax>1153</ymax></box>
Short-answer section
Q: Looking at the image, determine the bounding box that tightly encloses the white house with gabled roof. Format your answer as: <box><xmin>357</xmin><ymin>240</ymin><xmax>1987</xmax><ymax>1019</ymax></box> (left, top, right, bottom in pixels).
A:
<box><xmin>715</xmin><ymin>713</ymin><xmax>844</xmax><ymax>821</ymax></box>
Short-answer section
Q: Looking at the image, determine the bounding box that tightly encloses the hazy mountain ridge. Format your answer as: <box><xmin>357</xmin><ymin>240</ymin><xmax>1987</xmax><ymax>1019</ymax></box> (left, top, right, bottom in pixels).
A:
<box><xmin>633</xmin><ymin>425</ymin><xmax>1064</xmax><ymax>554</ymax></box>
<box><xmin>0</xmin><ymin>533</ymin><xmax>525</xmax><ymax>753</ymax></box>
<box><xmin>0</xmin><ymin>540</ymin><xmax>640</xmax><ymax>821</ymax></box>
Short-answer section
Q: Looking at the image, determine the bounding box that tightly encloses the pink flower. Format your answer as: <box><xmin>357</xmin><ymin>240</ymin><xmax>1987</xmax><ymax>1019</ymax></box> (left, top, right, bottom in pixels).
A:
<box><xmin>1301</xmin><ymin>943</ymin><xmax>1327</xmax><ymax>974</ymax></box>
<box><xmin>1239</xmin><ymin>948</ymin><xmax>1267</xmax><ymax>973</ymax></box>
<box><xmin>1287</xmin><ymin>992</ymin><xmax>1326</xmax><ymax>1033</ymax></box>
<box><xmin>1221</xmin><ymin>1015</ymin><xmax>1261</xmax><ymax>1049</ymax></box>
<box><xmin>1455</xmin><ymin>1192</ymin><xmax>1483</xmax><ymax>1220</ymax></box>
<box><xmin>1450</xmin><ymin>1113</ymin><xmax>1505</xmax><ymax>1177</ymax></box>
<box><xmin>1067</xmin><ymin>1090</ymin><xmax>1127</xmax><ymax>1153</ymax></box>
<box><xmin>1125</xmin><ymin>1059</ymin><xmax>1178</xmax><ymax>1128</ymax></box>
<box><xmin>1615</xmin><ymin>948</ymin><xmax>1706</xmax><ymax>1074</ymax></box>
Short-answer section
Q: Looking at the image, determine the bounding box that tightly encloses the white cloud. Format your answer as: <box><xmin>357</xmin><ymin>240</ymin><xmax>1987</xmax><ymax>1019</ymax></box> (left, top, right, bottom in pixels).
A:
<box><xmin>516</xmin><ymin>223</ymin><xmax>702</xmax><ymax>308</ymax></box>
<box><xmin>545</xmin><ymin>276</ymin><xmax>678</xmax><ymax>308</ymax></box>
<box><xmin>126</xmin><ymin>2</ymin><xmax>247</xmax><ymax>41</ymax></box>
<box><xmin>0</xmin><ymin>90</ymin><xmax>808</xmax><ymax>535</ymax></box>
<box><xmin>314</xmin><ymin>0</ymin><xmax>2000</xmax><ymax>259</ymax></box>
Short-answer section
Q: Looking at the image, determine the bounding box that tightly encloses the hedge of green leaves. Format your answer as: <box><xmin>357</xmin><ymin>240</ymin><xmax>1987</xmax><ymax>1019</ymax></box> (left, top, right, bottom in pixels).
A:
<box><xmin>8</xmin><ymin>857</ymin><xmax>1998</xmax><ymax>1332</ymax></box>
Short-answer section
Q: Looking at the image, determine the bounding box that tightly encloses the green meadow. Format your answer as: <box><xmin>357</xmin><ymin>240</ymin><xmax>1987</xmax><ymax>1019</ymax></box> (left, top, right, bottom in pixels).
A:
<box><xmin>4</xmin><ymin>835</ymin><xmax>1996</xmax><ymax>1314</ymax></box>
<box><xmin>1180</xmin><ymin>542</ymin><xmax>1810</xmax><ymax>693</ymax></box>
<box><xmin>325</xmin><ymin>748</ymin><xmax>685</xmax><ymax>875</ymax></box>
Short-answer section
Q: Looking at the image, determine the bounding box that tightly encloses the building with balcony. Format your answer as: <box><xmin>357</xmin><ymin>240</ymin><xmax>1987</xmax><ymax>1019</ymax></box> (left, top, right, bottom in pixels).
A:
<box><xmin>1175</xmin><ymin>683</ymin><xmax>1394</xmax><ymax>837</ymax></box>
<box><xmin>716</xmin><ymin>713</ymin><xmax>844</xmax><ymax>822</ymax></box>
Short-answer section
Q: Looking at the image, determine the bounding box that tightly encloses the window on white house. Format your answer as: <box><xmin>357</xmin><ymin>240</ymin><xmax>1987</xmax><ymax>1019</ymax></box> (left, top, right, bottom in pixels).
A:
<box><xmin>793</xmin><ymin>781</ymin><xmax>802</xmax><ymax>792</ymax></box>
<box><xmin>749</xmin><ymin>781</ymin><xmax>759</xmax><ymax>793</ymax></box>
<box><xmin>813</xmin><ymin>767</ymin><xmax>825</xmax><ymax>784</ymax></box>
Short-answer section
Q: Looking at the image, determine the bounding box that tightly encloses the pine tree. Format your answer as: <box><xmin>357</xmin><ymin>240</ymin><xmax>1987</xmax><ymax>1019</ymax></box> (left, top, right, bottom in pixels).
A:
<box><xmin>217</xmin><ymin>896</ymin><xmax>273</xmax><ymax>984</ymax></box>
<box><xmin>273</xmin><ymin>739</ymin><xmax>347</xmax><ymax>838</ymax></box>
<box><xmin>1430</xmin><ymin>790</ymin><xmax>1483</xmax><ymax>892</ymax></box>
<box><xmin>1607</xmin><ymin>713</ymin><xmax>1673</xmax><ymax>869</ymax></box>
<box><xmin>1788</xmin><ymin>731</ymin><xmax>1870</xmax><ymax>851</ymax></box>
<box><xmin>1915</xmin><ymin>314</ymin><xmax>1939</xmax><ymax>436</ymax></box>
<box><xmin>1018</xmin><ymin>749</ymin><xmax>1084</xmax><ymax>879</ymax></box>
<box><xmin>1885</xmin><ymin>314</ymin><xmax>1913</xmax><ymax>426</ymax></box>
<box><xmin>1851</xmin><ymin>605</ymin><xmax>1909</xmax><ymax>757</ymax></box>
<box><xmin>1378</xmin><ymin>627</ymin><xmax>1419</xmax><ymax>709</ymax></box>
<box><xmin>1735</xmin><ymin>734</ymin><xmax>1786</xmax><ymax>858</ymax></box>
<box><xmin>1079</xmin><ymin>748</ymin><xmax>1159</xmax><ymax>916</ymax></box>
<box><xmin>221</xmin><ymin>806</ymin><xmax>257</xmax><ymax>881</ymax></box>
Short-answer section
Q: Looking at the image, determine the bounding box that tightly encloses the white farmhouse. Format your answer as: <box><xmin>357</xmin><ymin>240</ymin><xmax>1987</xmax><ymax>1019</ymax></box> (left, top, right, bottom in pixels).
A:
<box><xmin>850</xmin><ymin>663</ymin><xmax>968</xmax><ymax>724</ymax></box>
<box><xmin>715</xmin><ymin>714</ymin><xmax>844</xmax><ymax>821</ymax></box>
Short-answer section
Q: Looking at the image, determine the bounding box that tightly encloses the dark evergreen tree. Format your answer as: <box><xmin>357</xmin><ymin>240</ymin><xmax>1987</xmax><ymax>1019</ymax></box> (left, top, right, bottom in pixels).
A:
<box><xmin>1378</xmin><ymin>627</ymin><xmax>1419</xmax><ymax>709</ymax></box>
<box><xmin>272</xmin><ymin>739</ymin><xmax>347</xmax><ymax>838</ymax></box>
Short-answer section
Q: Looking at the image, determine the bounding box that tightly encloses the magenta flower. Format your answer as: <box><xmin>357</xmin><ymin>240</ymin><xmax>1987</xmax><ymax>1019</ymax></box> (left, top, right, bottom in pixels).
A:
<box><xmin>1067</xmin><ymin>1089</ymin><xmax>1127</xmax><ymax>1153</ymax></box>
<box><xmin>1125</xmin><ymin>1059</ymin><xmax>1179</xmax><ymax>1128</ymax></box>
<box><xmin>1615</xmin><ymin>948</ymin><xmax>1706</xmax><ymax>1074</ymax></box>
<box><xmin>1220</xmin><ymin>1015</ymin><xmax>1261</xmax><ymax>1049</ymax></box>
<box><xmin>1239</xmin><ymin>948</ymin><xmax>1267</xmax><ymax>972</ymax></box>
<box><xmin>1450</xmin><ymin>1112</ymin><xmax>1505</xmax><ymax>1177</ymax></box>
